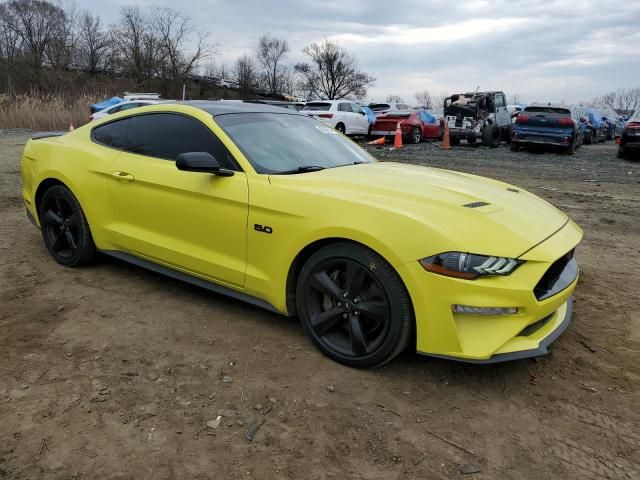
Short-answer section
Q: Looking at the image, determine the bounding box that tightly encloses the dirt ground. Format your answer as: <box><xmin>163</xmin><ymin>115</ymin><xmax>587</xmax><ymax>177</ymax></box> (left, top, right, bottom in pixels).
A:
<box><xmin>1</xmin><ymin>132</ymin><xmax>639</xmax><ymax>480</ymax></box>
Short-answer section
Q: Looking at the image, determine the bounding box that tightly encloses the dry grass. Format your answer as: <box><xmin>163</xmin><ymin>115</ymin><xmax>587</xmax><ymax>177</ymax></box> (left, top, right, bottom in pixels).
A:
<box><xmin>0</xmin><ymin>93</ymin><xmax>106</xmax><ymax>131</ymax></box>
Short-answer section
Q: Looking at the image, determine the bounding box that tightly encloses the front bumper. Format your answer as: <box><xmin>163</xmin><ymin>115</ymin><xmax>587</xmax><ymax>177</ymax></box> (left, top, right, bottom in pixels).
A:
<box><xmin>398</xmin><ymin>219</ymin><xmax>582</xmax><ymax>363</ymax></box>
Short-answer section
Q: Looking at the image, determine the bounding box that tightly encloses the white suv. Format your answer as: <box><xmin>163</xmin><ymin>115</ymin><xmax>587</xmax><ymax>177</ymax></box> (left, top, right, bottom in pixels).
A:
<box><xmin>90</xmin><ymin>100</ymin><xmax>168</xmax><ymax>122</ymax></box>
<box><xmin>301</xmin><ymin>100</ymin><xmax>370</xmax><ymax>135</ymax></box>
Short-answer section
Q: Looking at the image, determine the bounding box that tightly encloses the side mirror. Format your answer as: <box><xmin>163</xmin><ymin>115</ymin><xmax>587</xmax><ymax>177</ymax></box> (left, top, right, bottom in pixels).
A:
<box><xmin>176</xmin><ymin>152</ymin><xmax>234</xmax><ymax>176</ymax></box>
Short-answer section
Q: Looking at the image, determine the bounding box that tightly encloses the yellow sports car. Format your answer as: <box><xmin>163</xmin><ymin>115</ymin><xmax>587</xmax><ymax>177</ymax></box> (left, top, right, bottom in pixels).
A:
<box><xmin>20</xmin><ymin>102</ymin><xmax>582</xmax><ymax>367</ymax></box>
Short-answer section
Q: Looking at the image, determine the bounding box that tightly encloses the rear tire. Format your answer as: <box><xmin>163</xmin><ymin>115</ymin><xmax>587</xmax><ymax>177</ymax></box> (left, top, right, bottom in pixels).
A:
<box><xmin>295</xmin><ymin>242</ymin><xmax>412</xmax><ymax>368</ymax></box>
<box><xmin>617</xmin><ymin>146</ymin><xmax>625</xmax><ymax>159</ymax></box>
<box><xmin>566</xmin><ymin>140</ymin><xmax>575</xmax><ymax>155</ymax></box>
<box><xmin>510</xmin><ymin>142</ymin><xmax>519</xmax><ymax>152</ymax></box>
<box><xmin>335</xmin><ymin>123</ymin><xmax>346</xmax><ymax>134</ymax></box>
<box><xmin>449</xmin><ymin>136</ymin><xmax>460</xmax><ymax>146</ymax></box>
<box><xmin>409</xmin><ymin>127</ymin><xmax>421</xmax><ymax>144</ymax></box>
<box><xmin>584</xmin><ymin>131</ymin><xmax>593</xmax><ymax>145</ymax></box>
<box><xmin>39</xmin><ymin>185</ymin><xmax>95</xmax><ymax>267</ymax></box>
<box><xmin>482</xmin><ymin>123</ymin><xmax>501</xmax><ymax>148</ymax></box>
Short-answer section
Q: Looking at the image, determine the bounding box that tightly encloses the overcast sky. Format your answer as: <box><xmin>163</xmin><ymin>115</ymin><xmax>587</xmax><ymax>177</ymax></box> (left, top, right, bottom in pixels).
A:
<box><xmin>86</xmin><ymin>0</ymin><xmax>639</xmax><ymax>104</ymax></box>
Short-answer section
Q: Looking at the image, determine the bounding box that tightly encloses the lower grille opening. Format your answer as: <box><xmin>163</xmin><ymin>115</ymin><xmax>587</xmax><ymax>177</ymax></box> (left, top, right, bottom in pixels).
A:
<box><xmin>518</xmin><ymin>313</ymin><xmax>553</xmax><ymax>337</ymax></box>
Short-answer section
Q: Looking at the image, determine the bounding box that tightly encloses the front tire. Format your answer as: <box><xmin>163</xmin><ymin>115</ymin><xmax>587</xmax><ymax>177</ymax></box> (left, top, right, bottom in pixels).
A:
<box><xmin>482</xmin><ymin>123</ymin><xmax>501</xmax><ymax>148</ymax></box>
<box><xmin>39</xmin><ymin>185</ymin><xmax>95</xmax><ymax>267</ymax></box>
<box><xmin>296</xmin><ymin>243</ymin><xmax>412</xmax><ymax>368</ymax></box>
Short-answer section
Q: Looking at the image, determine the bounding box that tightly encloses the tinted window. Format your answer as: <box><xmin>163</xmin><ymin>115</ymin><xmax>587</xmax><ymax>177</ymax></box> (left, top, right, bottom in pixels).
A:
<box><xmin>92</xmin><ymin>118</ymin><xmax>130</xmax><ymax>149</ymax></box>
<box><xmin>338</xmin><ymin>103</ymin><xmax>351</xmax><ymax>112</ymax></box>
<box><xmin>524</xmin><ymin>106</ymin><xmax>571</xmax><ymax>115</ymax></box>
<box><xmin>494</xmin><ymin>95</ymin><xmax>505</xmax><ymax>108</ymax></box>
<box><xmin>302</xmin><ymin>102</ymin><xmax>332</xmax><ymax>111</ymax></box>
<box><xmin>127</xmin><ymin>113</ymin><xmax>237</xmax><ymax>169</ymax></box>
<box><xmin>369</xmin><ymin>103</ymin><xmax>390</xmax><ymax>111</ymax></box>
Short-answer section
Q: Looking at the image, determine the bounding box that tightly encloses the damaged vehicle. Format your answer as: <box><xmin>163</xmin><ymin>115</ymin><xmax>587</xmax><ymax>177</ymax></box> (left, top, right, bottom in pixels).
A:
<box><xmin>443</xmin><ymin>91</ymin><xmax>511</xmax><ymax>147</ymax></box>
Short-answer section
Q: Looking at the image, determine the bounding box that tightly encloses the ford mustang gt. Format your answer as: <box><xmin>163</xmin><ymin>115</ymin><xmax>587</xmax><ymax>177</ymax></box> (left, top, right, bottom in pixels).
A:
<box><xmin>20</xmin><ymin>101</ymin><xmax>583</xmax><ymax>368</ymax></box>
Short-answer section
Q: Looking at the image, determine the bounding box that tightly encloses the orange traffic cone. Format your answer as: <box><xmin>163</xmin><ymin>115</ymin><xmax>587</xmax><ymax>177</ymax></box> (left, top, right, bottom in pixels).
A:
<box><xmin>367</xmin><ymin>136</ymin><xmax>386</xmax><ymax>145</ymax></box>
<box><xmin>393</xmin><ymin>121</ymin><xmax>403</xmax><ymax>148</ymax></box>
<box><xmin>440</xmin><ymin>122</ymin><xmax>451</xmax><ymax>149</ymax></box>
<box><xmin>69</xmin><ymin>123</ymin><xmax>74</xmax><ymax>131</ymax></box>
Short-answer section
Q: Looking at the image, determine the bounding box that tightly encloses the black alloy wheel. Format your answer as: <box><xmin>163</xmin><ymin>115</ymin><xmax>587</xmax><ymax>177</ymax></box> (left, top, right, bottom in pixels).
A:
<box><xmin>39</xmin><ymin>185</ymin><xmax>95</xmax><ymax>266</ymax></box>
<box><xmin>296</xmin><ymin>243</ymin><xmax>412</xmax><ymax>368</ymax></box>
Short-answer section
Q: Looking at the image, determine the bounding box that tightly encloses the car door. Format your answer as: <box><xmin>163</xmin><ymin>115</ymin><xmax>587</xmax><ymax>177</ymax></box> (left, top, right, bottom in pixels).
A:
<box><xmin>337</xmin><ymin>102</ymin><xmax>354</xmax><ymax>133</ymax></box>
<box><xmin>349</xmin><ymin>103</ymin><xmax>369</xmax><ymax>134</ymax></box>
<box><xmin>106</xmin><ymin>112</ymin><xmax>249</xmax><ymax>287</ymax></box>
<box><xmin>494</xmin><ymin>94</ymin><xmax>510</xmax><ymax>127</ymax></box>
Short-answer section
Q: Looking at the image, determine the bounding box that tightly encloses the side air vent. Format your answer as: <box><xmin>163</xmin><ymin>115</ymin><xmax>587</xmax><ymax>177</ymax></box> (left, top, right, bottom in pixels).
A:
<box><xmin>463</xmin><ymin>201</ymin><xmax>490</xmax><ymax>209</ymax></box>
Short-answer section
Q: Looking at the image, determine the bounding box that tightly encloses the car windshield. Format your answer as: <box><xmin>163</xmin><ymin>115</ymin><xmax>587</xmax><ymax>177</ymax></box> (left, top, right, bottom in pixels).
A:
<box><xmin>215</xmin><ymin>113</ymin><xmax>375</xmax><ymax>174</ymax></box>
<box><xmin>524</xmin><ymin>106</ymin><xmax>571</xmax><ymax>115</ymax></box>
<box><xmin>302</xmin><ymin>103</ymin><xmax>332</xmax><ymax>111</ymax></box>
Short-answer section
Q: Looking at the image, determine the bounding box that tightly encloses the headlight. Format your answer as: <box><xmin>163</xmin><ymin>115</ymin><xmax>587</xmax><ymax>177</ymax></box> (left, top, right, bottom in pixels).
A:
<box><xmin>419</xmin><ymin>252</ymin><xmax>523</xmax><ymax>280</ymax></box>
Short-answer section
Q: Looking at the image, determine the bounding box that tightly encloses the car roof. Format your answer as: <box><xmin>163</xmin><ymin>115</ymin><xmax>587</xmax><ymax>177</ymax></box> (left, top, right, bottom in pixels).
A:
<box><xmin>179</xmin><ymin>100</ymin><xmax>303</xmax><ymax>116</ymax></box>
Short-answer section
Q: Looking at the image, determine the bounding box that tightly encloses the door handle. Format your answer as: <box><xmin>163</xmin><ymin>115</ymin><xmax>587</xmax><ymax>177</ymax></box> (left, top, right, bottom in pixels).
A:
<box><xmin>111</xmin><ymin>171</ymin><xmax>134</xmax><ymax>181</ymax></box>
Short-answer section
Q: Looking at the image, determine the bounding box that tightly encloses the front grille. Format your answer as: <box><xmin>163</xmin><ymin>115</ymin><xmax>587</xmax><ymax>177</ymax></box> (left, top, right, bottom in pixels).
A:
<box><xmin>534</xmin><ymin>249</ymin><xmax>577</xmax><ymax>301</ymax></box>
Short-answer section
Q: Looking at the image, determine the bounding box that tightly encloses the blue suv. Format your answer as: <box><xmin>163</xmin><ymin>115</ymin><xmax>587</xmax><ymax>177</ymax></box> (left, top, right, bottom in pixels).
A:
<box><xmin>577</xmin><ymin>107</ymin><xmax>608</xmax><ymax>144</ymax></box>
<box><xmin>511</xmin><ymin>104</ymin><xmax>583</xmax><ymax>155</ymax></box>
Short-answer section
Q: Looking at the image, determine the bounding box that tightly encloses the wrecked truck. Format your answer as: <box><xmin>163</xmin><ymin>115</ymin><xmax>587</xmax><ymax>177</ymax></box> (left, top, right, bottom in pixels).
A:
<box><xmin>443</xmin><ymin>91</ymin><xmax>511</xmax><ymax>147</ymax></box>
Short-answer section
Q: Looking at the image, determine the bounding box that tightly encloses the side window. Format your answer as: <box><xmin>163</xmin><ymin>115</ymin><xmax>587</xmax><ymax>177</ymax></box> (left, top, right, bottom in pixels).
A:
<box><xmin>108</xmin><ymin>104</ymin><xmax>123</xmax><ymax>114</ymax></box>
<box><xmin>494</xmin><ymin>95</ymin><xmax>505</xmax><ymax>109</ymax></box>
<box><xmin>92</xmin><ymin>118</ymin><xmax>130</xmax><ymax>150</ymax></box>
<box><xmin>127</xmin><ymin>113</ymin><xmax>238</xmax><ymax>169</ymax></box>
<box><xmin>120</xmin><ymin>103</ymin><xmax>141</xmax><ymax>111</ymax></box>
<box><xmin>338</xmin><ymin>103</ymin><xmax>351</xmax><ymax>112</ymax></box>
<box><xmin>350</xmin><ymin>103</ymin><xmax>362</xmax><ymax>114</ymax></box>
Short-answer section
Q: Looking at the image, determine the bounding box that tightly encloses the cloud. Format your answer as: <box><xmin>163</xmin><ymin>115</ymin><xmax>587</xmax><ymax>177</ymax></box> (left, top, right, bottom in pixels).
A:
<box><xmin>83</xmin><ymin>0</ymin><xmax>640</xmax><ymax>104</ymax></box>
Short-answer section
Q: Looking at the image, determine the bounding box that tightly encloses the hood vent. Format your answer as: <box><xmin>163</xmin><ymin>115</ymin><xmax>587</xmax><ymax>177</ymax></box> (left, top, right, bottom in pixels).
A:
<box><xmin>463</xmin><ymin>201</ymin><xmax>490</xmax><ymax>209</ymax></box>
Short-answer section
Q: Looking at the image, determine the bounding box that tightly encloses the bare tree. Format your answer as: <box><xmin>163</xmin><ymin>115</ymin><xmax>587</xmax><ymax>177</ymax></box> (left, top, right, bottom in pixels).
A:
<box><xmin>507</xmin><ymin>93</ymin><xmax>520</xmax><ymax>105</ymax></box>
<box><xmin>385</xmin><ymin>94</ymin><xmax>403</xmax><ymax>103</ymax></box>
<box><xmin>77</xmin><ymin>11</ymin><xmax>110</xmax><ymax>73</ymax></box>
<box><xmin>113</xmin><ymin>6</ymin><xmax>158</xmax><ymax>86</ymax></box>
<box><xmin>0</xmin><ymin>3</ymin><xmax>23</xmax><ymax>91</ymax></box>
<box><xmin>256</xmin><ymin>33</ymin><xmax>288</xmax><ymax>97</ymax></box>
<box><xmin>2</xmin><ymin>0</ymin><xmax>66</xmax><ymax>84</ymax></box>
<box><xmin>153</xmin><ymin>7</ymin><xmax>212</xmax><ymax>96</ymax></box>
<box><xmin>232</xmin><ymin>53</ymin><xmax>258</xmax><ymax>98</ymax></box>
<box><xmin>414</xmin><ymin>90</ymin><xmax>433</xmax><ymax>109</ymax></box>
<box><xmin>294</xmin><ymin>39</ymin><xmax>374</xmax><ymax>100</ymax></box>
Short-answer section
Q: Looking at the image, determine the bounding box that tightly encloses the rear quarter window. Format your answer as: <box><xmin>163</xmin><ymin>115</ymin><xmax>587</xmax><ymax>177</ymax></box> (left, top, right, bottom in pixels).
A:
<box><xmin>91</xmin><ymin>118</ymin><xmax>130</xmax><ymax>150</ymax></box>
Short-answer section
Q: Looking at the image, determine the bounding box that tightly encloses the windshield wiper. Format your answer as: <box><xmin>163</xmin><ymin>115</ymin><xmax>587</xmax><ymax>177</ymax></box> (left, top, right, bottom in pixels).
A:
<box><xmin>275</xmin><ymin>165</ymin><xmax>326</xmax><ymax>175</ymax></box>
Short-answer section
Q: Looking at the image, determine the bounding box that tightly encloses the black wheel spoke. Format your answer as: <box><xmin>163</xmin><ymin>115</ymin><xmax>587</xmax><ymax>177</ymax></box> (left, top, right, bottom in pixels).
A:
<box><xmin>357</xmin><ymin>301</ymin><xmax>388</xmax><ymax>321</ymax></box>
<box><xmin>67</xmin><ymin>213</ymin><xmax>79</xmax><ymax>227</ymax></box>
<box><xmin>54</xmin><ymin>196</ymin><xmax>63</xmax><ymax>215</ymax></box>
<box><xmin>311</xmin><ymin>271</ymin><xmax>342</xmax><ymax>300</ymax></box>
<box><xmin>349</xmin><ymin>315</ymin><xmax>369</xmax><ymax>355</ymax></box>
<box><xmin>64</xmin><ymin>230</ymin><xmax>77</xmax><ymax>250</ymax></box>
<box><xmin>311</xmin><ymin>307</ymin><xmax>343</xmax><ymax>336</ymax></box>
<box><xmin>345</xmin><ymin>262</ymin><xmax>367</xmax><ymax>295</ymax></box>
<box><xmin>51</xmin><ymin>232</ymin><xmax>64</xmax><ymax>250</ymax></box>
<box><xmin>43</xmin><ymin>209</ymin><xmax>63</xmax><ymax>226</ymax></box>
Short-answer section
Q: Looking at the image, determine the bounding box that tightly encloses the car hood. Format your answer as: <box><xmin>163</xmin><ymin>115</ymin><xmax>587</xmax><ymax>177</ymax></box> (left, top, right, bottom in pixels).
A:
<box><xmin>269</xmin><ymin>162</ymin><xmax>568</xmax><ymax>259</ymax></box>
